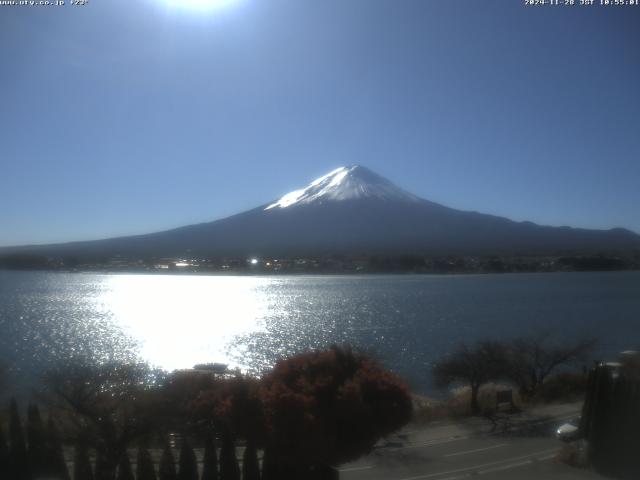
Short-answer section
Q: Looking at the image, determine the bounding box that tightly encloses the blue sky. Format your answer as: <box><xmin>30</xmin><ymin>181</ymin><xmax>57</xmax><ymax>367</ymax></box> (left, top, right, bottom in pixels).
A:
<box><xmin>1</xmin><ymin>0</ymin><xmax>639</xmax><ymax>246</ymax></box>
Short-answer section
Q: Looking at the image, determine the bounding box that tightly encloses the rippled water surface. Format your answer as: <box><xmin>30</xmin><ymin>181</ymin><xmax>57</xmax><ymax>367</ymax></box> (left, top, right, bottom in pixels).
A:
<box><xmin>1</xmin><ymin>270</ymin><xmax>638</xmax><ymax>393</ymax></box>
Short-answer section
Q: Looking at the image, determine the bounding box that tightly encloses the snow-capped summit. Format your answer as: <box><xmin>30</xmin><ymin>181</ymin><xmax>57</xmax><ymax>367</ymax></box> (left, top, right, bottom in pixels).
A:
<box><xmin>265</xmin><ymin>165</ymin><xmax>420</xmax><ymax>210</ymax></box>
<box><xmin>4</xmin><ymin>165</ymin><xmax>638</xmax><ymax>259</ymax></box>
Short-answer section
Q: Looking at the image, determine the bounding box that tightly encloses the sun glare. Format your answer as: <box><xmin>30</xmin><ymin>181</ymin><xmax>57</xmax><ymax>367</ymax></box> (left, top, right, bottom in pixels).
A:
<box><xmin>163</xmin><ymin>0</ymin><xmax>237</xmax><ymax>10</ymax></box>
<box><xmin>95</xmin><ymin>275</ymin><xmax>269</xmax><ymax>371</ymax></box>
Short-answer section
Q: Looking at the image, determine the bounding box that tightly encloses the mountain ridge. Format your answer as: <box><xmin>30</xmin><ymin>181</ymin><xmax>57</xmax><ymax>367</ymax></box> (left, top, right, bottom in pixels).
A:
<box><xmin>1</xmin><ymin>165</ymin><xmax>639</xmax><ymax>258</ymax></box>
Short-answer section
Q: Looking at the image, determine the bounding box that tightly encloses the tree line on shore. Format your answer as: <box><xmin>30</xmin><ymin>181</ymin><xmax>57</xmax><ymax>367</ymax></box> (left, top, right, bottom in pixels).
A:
<box><xmin>432</xmin><ymin>334</ymin><xmax>596</xmax><ymax>414</ymax></box>
<box><xmin>2</xmin><ymin>252</ymin><xmax>638</xmax><ymax>274</ymax></box>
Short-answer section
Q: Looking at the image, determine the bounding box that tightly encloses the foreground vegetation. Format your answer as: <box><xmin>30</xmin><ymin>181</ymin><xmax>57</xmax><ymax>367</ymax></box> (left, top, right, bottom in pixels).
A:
<box><xmin>0</xmin><ymin>346</ymin><xmax>412</xmax><ymax>480</ymax></box>
<box><xmin>0</xmin><ymin>333</ymin><xmax>604</xmax><ymax>479</ymax></box>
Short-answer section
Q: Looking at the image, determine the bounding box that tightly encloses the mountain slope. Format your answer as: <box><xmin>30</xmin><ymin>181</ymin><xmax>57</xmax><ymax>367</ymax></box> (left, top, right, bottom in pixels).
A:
<box><xmin>2</xmin><ymin>165</ymin><xmax>639</xmax><ymax>258</ymax></box>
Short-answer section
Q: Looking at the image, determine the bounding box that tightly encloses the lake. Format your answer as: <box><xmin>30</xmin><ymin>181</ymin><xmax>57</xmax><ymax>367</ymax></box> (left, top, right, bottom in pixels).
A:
<box><xmin>0</xmin><ymin>270</ymin><xmax>638</xmax><ymax>394</ymax></box>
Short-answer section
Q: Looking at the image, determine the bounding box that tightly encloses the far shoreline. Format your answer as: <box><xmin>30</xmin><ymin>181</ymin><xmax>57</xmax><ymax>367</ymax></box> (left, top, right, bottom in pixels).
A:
<box><xmin>1</xmin><ymin>266</ymin><xmax>639</xmax><ymax>277</ymax></box>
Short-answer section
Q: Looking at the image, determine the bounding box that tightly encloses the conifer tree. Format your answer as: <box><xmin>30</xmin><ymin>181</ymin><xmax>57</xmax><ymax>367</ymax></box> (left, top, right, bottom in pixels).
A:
<box><xmin>27</xmin><ymin>404</ymin><xmax>46</xmax><ymax>478</ymax></box>
<box><xmin>159</xmin><ymin>445</ymin><xmax>178</xmax><ymax>480</ymax></box>
<box><xmin>241</xmin><ymin>440</ymin><xmax>260</xmax><ymax>480</ymax></box>
<box><xmin>46</xmin><ymin>415</ymin><xmax>70</xmax><ymax>480</ymax></box>
<box><xmin>259</xmin><ymin>447</ymin><xmax>277</xmax><ymax>480</ymax></box>
<box><xmin>219</xmin><ymin>430</ymin><xmax>239</xmax><ymax>480</ymax></box>
<box><xmin>136</xmin><ymin>447</ymin><xmax>157</xmax><ymax>480</ymax></box>
<box><xmin>9</xmin><ymin>399</ymin><xmax>30</xmax><ymax>480</ymax></box>
<box><xmin>178</xmin><ymin>439</ymin><xmax>198</xmax><ymax>480</ymax></box>
<box><xmin>0</xmin><ymin>423</ymin><xmax>9</xmax><ymax>480</ymax></box>
<box><xmin>73</xmin><ymin>442</ymin><xmax>94</xmax><ymax>480</ymax></box>
<box><xmin>116</xmin><ymin>451</ymin><xmax>134</xmax><ymax>480</ymax></box>
<box><xmin>94</xmin><ymin>449</ymin><xmax>110</xmax><ymax>480</ymax></box>
<box><xmin>201</xmin><ymin>434</ymin><xmax>218</xmax><ymax>480</ymax></box>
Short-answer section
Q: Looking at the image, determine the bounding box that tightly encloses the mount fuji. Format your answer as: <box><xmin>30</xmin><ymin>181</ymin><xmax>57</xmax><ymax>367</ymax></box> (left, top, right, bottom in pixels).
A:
<box><xmin>264</xmin><ymin>166</ymin><xmax>421</xmax><ymax>209</ymax></box>
<box><xmin>3</xmin><ymin>165</ymin><xmax>639</xmax><ymax>258</ymax></box>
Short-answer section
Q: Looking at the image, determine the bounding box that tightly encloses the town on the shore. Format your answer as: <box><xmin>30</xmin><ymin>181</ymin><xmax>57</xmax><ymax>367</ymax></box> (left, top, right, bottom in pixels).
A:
<box><xmin>1</xmin><ymin>252</ymin><xmax>638</xmax><ymax>274</ymax></box>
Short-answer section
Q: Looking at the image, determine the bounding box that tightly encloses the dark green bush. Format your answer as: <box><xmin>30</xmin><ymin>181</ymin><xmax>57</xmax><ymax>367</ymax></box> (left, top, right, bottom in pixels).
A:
<box><xmin>201</xmin><ymin>434</ymin><xmax>218</xmax><ymax>480</ymax></box>
<box><xmin>136</xmin><ymin>447</ymin><xmax>157</xmax><ymax>480</ymax></box>
<box><xmin>45</xmin><ymin>415</ymin><xmax>70</xmax><ymax>480</ymax></box>
<box><xmin>178</xmin><ymin>439</ymin><xmax>198</xmax><ymax>480</ymax></box>
<box><xmin>9</xmin><ymin>399</ymin><xmax>30</xmax><ymax>480</ymax></box>
<box><xmin>117</xmin><ymin>451</ymin><xmax>134</xmax><ymax>480</ymax></box>
<box><xmin>0</xmin><ymin>423</ymin><xmax>9</xmax><ymax>479</ymax></box>
<box><xmin>219</xmin><ymin>429</ymin><xmax>240</xmax><ymax>480</ymax></box>
<box><xmin>74</xmin><ymin>442</ymin><xmax>94</xmax><ymax>480</ymax></box>
<box><xmin>159</xmin><ymin>445</ymin><xmax>177</xmax><ymax>480</ymax></box>
<box><xmin>27</xmin><ymin>404</ymin><xmax>46</xmax><ymax>478</ymax></box>
<box><xmin>242</xmin><ymin>440</ymin><xmax>260</xmax><ymax>480</ymax></box>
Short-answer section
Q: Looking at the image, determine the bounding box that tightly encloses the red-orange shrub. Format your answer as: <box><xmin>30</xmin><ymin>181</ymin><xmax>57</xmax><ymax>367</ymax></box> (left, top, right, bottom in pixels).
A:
<box><xmin>190</xmin><ymin>375</ymin><xmax>265</xmax><ymax>442</ymax></box>
<box><xmin>259</xmin><ymin>345</ymin><xmax>412</xmax><ymax>467</ymax></box>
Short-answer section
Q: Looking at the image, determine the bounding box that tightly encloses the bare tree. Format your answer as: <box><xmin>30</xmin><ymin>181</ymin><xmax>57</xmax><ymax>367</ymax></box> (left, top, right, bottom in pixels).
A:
<box><xmin>41</xmin><ymin>361</ymin><xmax>165</xmax><ymax>480</ymax></box>
<box><xmin>504</xmin><ymin>333</ymin><xmax>595</xmax><ymax>398</ymax></box>
<box><xmin>433</xmin><ymin>341</ymin><xmax>507</xmax><ymax>415</ymax></box>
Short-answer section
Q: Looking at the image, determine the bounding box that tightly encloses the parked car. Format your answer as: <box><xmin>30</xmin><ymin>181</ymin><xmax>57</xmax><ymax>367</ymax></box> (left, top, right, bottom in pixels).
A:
<box><xmin>556</xmin><ymin>417</ymin><xmax>582</xmax><ymax>442</ymax></box>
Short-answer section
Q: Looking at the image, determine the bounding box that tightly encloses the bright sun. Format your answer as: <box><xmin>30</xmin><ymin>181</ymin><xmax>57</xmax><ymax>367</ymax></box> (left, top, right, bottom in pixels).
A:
<box><xmin>163</xmin><ymin>0</ymin><xmax>236</xmax><ymax>10</ymax></box>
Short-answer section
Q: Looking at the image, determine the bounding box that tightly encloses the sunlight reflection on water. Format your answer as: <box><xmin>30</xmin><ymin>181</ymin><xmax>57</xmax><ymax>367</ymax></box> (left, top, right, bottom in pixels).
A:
<box><xmin>1</xmin><ymin>270</ymin><xmax>639</xmax><ymax>393</ymax></box>
<box><xmin>94</xmin><ymin>275</ymin><xmax>271</xmax><ymax>371</ymax></box>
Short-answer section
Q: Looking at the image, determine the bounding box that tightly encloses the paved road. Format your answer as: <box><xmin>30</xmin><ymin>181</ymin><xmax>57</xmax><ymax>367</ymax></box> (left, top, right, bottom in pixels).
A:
<box><xmin>339</xmin><ymin>404</ymin><xmax>605</xmax><ymax>480</ymax></box>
